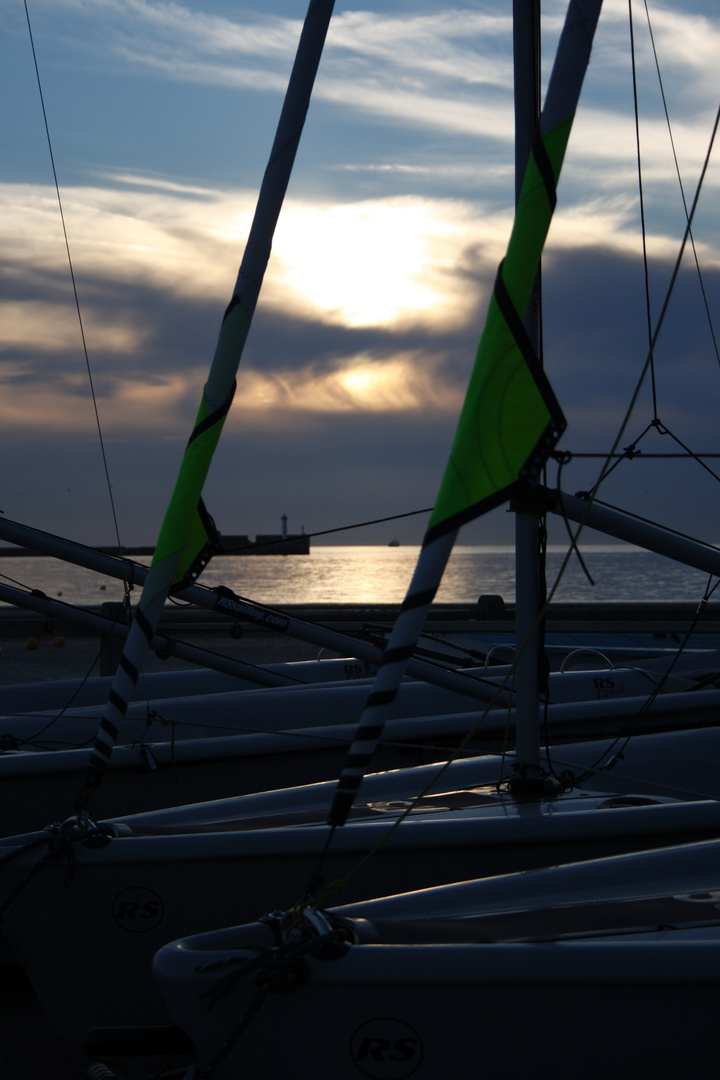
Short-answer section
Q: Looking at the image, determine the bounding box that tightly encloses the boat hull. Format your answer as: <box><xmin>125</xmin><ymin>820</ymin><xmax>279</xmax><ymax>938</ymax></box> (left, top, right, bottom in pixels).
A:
<box><xmin>155</xmin><ymin>924</ymin><xmax>720</xmax><ymax>1079</ymax></box>
<box><xmin>153</xmin><ymin>839</ymin><xmax>720</xmax><ymax>1078</ymax></box>
<box><xmin>2</xmin><ymin>789</ymin><xmax>720</xmax><ymax>1042</ymax></box>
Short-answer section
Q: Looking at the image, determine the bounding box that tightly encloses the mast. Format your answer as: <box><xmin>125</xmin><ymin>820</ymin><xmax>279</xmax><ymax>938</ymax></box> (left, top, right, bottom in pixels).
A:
<box><xmin>328</xmin><ymin>0</ymin><xmax>604</xmax><ymax>829</ymax></box>
<box><xmin>73</xmin><ymin>0</ymin><xmax>337</xmax><ymax>817</ymax></box>
<box><xmin>512</xmin><ymin>0</ymin><xmax>545</xmax><ymax>790</ymax></box>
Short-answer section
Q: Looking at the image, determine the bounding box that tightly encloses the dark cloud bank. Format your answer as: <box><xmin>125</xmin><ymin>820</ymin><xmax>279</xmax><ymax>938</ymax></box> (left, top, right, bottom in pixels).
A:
<box><xmin>2</xmin><ymin>240</ymin><xmax>719</xmax><ymax>552</ymax></box>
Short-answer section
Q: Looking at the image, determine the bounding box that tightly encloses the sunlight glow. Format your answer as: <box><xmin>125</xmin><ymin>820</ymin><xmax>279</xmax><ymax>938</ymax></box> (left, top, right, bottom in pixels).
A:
<box><xmin>271</xmin><ymin>198</ymin><xmax>478</xmax><ymax>328</ymax></box>
<box><xmin>234</xmin><ymin>354</ymin><xmax>464</xmax><ymax>415</ymax></box>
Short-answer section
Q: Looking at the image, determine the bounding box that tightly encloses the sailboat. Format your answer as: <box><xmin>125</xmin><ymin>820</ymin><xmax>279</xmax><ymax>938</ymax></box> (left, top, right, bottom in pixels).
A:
<box><xmin>154</xmin><ymin>838</ymin><xmax>720</xmax><ymax>1080</ymax></box>
<box><xmin>2</xmin><ymin>543</ymin><xmax>717</xmax><ymax>832</ymax></box>
<box><xmin>147</xmin><ymin>1</ymin><xmax>720</xmax><ymax>1059</ymax></box>
<box><xmin>1</xmin><ymin>0</ymin><xmax>718</xmax><ymax>850</ymax></box>
<box><xmin>2</xmin><ymin>503</ymin><xmax>720</xmax><ymax>832</ymax></box>
<box><xmin>1</xmin><ymin>2</ymin><xmax>720</xmax><ymax>1068</ymax></box>
<box><xmin>3</xmin><ymin>0</ymin><xmax>720</xmax><ymax>838</ymax></box>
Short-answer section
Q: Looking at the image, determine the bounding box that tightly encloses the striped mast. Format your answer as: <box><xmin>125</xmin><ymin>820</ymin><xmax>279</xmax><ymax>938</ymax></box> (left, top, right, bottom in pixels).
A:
<box><xmin>74</xmin><ymin>0</ymin><xmax>336</xmax><ymax>816</ymax></box>
<box><xmin>328</xmin><ymin>0</ymin><xmax>605</xmax><ymax>829</ymax></box>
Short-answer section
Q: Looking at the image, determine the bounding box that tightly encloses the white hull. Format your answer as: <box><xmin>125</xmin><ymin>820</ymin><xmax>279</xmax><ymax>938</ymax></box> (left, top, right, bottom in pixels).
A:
<box><xmin>153</xmin><ymin>840</ymin><xmax>720</xmax><ymax>1079</ymax></box>
<box><xmin>2</xmin><ymin>723</ymin><xmax>720</xmax><ymax>1041</ymax></box>
<box><xmin>0</xmin><ymin>650</ymin><xmax>716</xmax><ymax>832</ymax></box>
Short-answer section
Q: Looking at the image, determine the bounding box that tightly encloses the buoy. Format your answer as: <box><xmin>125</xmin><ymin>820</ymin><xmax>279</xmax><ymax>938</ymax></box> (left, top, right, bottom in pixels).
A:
<box><xmin>25</xmin><ymin>638</ymin><xmax>39</xmax><ymax>651</ymax></box>
<box><xmin>53</xmin><ymin>636</ymin><xmax>66</xmax><ymax>648</ymax></box>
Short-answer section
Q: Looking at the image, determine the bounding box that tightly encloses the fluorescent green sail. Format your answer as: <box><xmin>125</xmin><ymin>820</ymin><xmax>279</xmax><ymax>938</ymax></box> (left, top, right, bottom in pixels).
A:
<box><xmin>327</xmin><ymin>0</ymin><xmax>604</xmax><ymax>831</ymax></box>
<box><xmin>150</xmin><ymin>301</ymin><xmax>251</xmax><ymax>592</ymax></box>
<box><xmin>151</xmin><ymin>393</ymin><xmax>231</xmax><ymax>589</ymax></box>
<box><xmin>429</xmin><ymin>120</ymin><xmax>571</xmax><ymax>537</ymax></box>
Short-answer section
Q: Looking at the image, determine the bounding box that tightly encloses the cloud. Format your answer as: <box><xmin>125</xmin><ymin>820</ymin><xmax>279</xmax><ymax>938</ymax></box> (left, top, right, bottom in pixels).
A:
<box><xmin>0</xmin><ymin>180</ymin><xmax>252</xmax><ymax>302</ymax></box>
<box><xmin>16</xmin><ymin>0</ymin><xmax>720</xmax><ymax>240</ymax></box>
<box><xmin>5</xmin><ymin>0</ymin><xmax>720</xmax><ymax>548</ymax></box>
<box><xmin>232</xmin><ymin>352</ymin><xmax>465</xmax><ymax>417</ymax></box>
<box><xmin>3</xmin><ymin>163</ymin><xmax>719</xmax><ymax>448</ymax></box>
<box><xmin>16</xmin><ymin>0</ymin><xmax>714</xmax><ymax>265</ymax></box>
<box><xmin>0</xmin><ymin>358</ymin><xmax>203</xmax><ymax>436</ymax></box>
<box><xmin>542</xmin><ymin>244</ymin><xmax>720</xmax><ymax>460</ymax></box>
<box><xmin>58</xmin><ymin>1</ymin><xmax>515</xmax><ymax>93</ymax></box>
<box><xmin>0</xmin><ymin>179</ymin><xmax>506</xmax><ymax>325</ymax></box>
<box><xmin>0</xmin><ymin>301</ymin><xmax>146</xmax><ymax>355</ymax></box>
<box><xmin>0</xmin><ymin>177</ymin><xmax>489</xmax><ymax>442</ymax></box>
<box><xmin>34</xmin><ymin>1</ymin><xmax>720</xmax><ymax>130</ymax></box>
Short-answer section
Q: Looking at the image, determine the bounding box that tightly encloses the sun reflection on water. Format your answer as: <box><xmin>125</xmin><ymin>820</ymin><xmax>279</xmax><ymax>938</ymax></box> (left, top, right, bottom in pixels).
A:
<box><xmin>0</xmin><ymin>546</ymin><xmax>712</xmax><ymax>609</ymax></box>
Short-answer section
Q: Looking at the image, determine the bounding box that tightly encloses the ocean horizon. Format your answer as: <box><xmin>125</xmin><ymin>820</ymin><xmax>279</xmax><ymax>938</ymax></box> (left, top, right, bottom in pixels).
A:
<box><xmin>0</xmin><ymin>543</ymin><xmax>715</xmax><ymax>610</ymax></box>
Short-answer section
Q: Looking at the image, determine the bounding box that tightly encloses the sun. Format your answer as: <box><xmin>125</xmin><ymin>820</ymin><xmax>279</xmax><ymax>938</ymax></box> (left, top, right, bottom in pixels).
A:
<box><xmin>272</xmin><ymin>197</ymin><xmax>461</xmax><ymax>327</ymax></box>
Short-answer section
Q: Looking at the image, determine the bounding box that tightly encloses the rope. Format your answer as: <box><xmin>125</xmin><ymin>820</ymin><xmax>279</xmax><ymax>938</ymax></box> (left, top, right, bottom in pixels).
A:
<box><xmin>553</xmin><ymin>452</ymin><xmax>595</xmax><ymax>587</ymax></box>
<box><xmin>308</xmin><ymin>669</ymin><xmax>519</xmax><ymax>907</ymax></box>
<box><xmin>194</xmin><ymin>914</ymin><xmax>350</xmax><ymax>1079</ymax></box>
<box><xmin>567</xmin><ymin>578</ymin><xmax>720</xmax><ymax>788</ymax></box>
<box><xmin>0</xmin><ymin>819</ymin><xmax>110</xmax><ymax>922</ymax></box>
<box><xmin>304</xmin><ymin>557</ymin><xmax>720</xmax><ymax>909</ymax></box>
<box><xmin>195</xmin><ymin>983</ymin><xmax>270</xmax><ymax>1080</ymax></box>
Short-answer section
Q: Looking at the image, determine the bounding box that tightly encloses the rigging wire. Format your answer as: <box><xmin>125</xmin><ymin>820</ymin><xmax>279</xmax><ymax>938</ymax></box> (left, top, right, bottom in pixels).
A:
<box><xmin>593</xmin><ymin>0</ymin><xmax>720</xmax><ymax>511</ymax></box>
<box><xmin>590</xmin><ymin>0</ymin><xmax>720</xmax><ymax>503</ymax></box>
<box><xmin>629</xmin><ymin>0</ymin><xmax>659</xmax><ymax>417</ymax></box>
<box><xmin>219</xmin><ymin>505</ymin><xmax>434</xmax><ymax>553</ymax></box>
<box><xmin>585</xmin><ymin>98</ymin><xmax>719</xmax><ymax>506</ymax></box>
<box><xmin>650</xmin><ymin>423</ymin><xmax>720</xmax><ymax>486</ymax></box>
<box><xmin>532</xmin><ymin>3</ymin><xmax>720</xmax><ymax>623</ymax></box>
<box><xmin>580</xmin><ymin>423</ymin><xmax>720</xmax><ymax>490</ymax></box>
<box><xmin>642</xmin><ymin>0</ymin><xmax>720</xmax><ymax>369</ymax></box>
<box><xmin>569</xmin><ymin>451</ymin><xmax>720</xmax><ymax>459</ymax></box>
<box><xmin>22</xmin><ymin>1</ymin><xmax>127</xmax><ymax>587</ymax></box>
<box><xmin>563</xmin><ymin>3</ymin><xmax>720</xmax><ymax>552</ymax></box>
<box><xmin>503</xmin><ymin>30</ymin><xmax>720</xmax><ymax>793</ymax></box>
<box><xmin>585</xmin><ymin>12</ymin><xmax>720</xmax><ymax>502</ymax></box>
<box><xmin>568</xmin><ymin>575</ymin><xmax>720</xmax><ymax>788</ymax></box>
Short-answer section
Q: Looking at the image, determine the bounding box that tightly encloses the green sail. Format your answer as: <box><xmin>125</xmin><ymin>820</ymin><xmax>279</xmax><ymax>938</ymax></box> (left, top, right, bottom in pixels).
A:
<box><xmin>428</xmin><ymin>120</ymin><xmax>571</xmax><ymax>538</ymax></box>
<box><xmin>149</xmin><ymin>301</ymin><xmax>251</xmax><ymax>593</ymax></box>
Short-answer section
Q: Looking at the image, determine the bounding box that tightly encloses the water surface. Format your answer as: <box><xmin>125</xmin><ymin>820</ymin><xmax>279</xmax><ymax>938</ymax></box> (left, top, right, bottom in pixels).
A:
<box><xmin>0</xmin><ymin>544</ymin><xmax>714</xmax><ymax>608</ymax></box>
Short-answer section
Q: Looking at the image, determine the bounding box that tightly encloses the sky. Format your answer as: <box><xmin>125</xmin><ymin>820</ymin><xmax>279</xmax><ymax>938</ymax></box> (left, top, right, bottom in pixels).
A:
<box><xmin>1</xmin><ymin>0</ymin><xmax>720</xmax><ymax>553</ymax></box>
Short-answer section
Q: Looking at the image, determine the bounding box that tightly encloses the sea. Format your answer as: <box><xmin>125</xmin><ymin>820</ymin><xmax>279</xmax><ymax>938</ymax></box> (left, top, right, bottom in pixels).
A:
<box><xmin>0</xmin><ymin>544</ymin><xmax>715</xmax><ymax>608</ymax></box>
